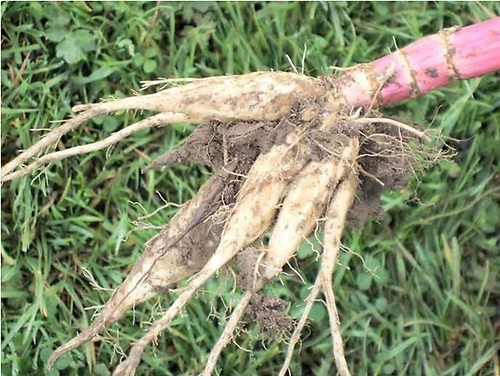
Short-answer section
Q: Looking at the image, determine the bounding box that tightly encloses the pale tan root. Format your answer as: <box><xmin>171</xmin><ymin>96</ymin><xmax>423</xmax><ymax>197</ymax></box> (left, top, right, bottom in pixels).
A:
<box><xmin>353</xmin><ymin>117</ymin><xmax>429</xmax><ymax>141</ymax></box>
<box><xmin>279</xmin><ymin>138</ymin><xmax>359</xmax><ymax>376</ymax></box>
<box><xmin>2</xmin><ymin>108</ymin><xmax>99</xmax><ymax>179</ymax></box>
<box><xmin>202</xmin><ymin>149</ymin><xmax>351</xmax><ymax>376</ymax></box>
<box><xmin>112</xmin><ymin>143</ymin><xmax>306</xmax><ymax>376</ymax></box>
<box><xmin>260</xmin><ymin>157</ymin><xmax>344</xmax><ymax>281</ymax></box>
<box><xmin>2</xmin><ymin>113</ymin><xmax>197</xmax><ymax>182</ymax></box>
<box><xmin>321</xmin><ymin>159</ymin><xmax>359</xmax><ymax>376</ymax></box>
<box><xmin>76</xmin><ymin>72</ymin><xmax>322</xmax><ymax>122</ymax></box>
<box><xmin>2</xmin><ymin>71</ymin><xmax>323</xmax><ymax>182</ymax></box>
<box><xmin>47</xmin><ymin>168</ymin><xmax>230</xmax><ymax>370</ymax></box>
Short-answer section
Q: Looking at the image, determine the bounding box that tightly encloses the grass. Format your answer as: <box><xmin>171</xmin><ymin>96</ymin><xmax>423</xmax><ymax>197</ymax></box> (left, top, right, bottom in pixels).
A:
<box><xmin>1</xmin><ymin>2</ymin><xmax>499</xmax><ymax>375</ymax></box>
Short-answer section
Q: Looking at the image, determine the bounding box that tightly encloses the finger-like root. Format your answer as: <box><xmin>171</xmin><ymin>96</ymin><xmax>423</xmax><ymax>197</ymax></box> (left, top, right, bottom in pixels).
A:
<box><xmin>201</xmin><ymin>138</ymin><xmax>357</xmax><ymax>376</ymax></box>
<box><xmin>113</xmin><ymin>142</ymin><xmax>306</xmax><ymax>376</ymax></box>
<box><xmin>201</xmin><ymin>160</ymin><xmax>336</xmax><ymax>375</ymax></box>
<box><xmin>47</xmin><ymin>165</ymin><xmax>233</xmax><ymax>370</ymax></box>
<box><xmin>74</xmin><ymin>72</ymin><xmax>321</xmax><ymax>122</ymax></box>
<box><xmin>2</xmin><ymin>72</ymin><xmax>323</xmax><ymax>182</ymax></box>
<box><xmin>2</xmin><ymin>113</ymin><xmax>198</xmax><ymax>183</ymax></box>
<box><xmin>279</xmin><ymin>138</ymin><xmax>359</xmax><ymax>376</ymax></box>
<box><xmin>321</xmin><ymin>153</ymin><xmax>359</xmax><ymax>376</ymax></box>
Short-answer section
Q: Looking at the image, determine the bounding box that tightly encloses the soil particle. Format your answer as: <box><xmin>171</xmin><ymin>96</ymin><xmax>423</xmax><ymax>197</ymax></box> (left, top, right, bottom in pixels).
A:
<box><xmin>233</xmin><ymin>248</ymin><xmax>292</xmax><ymax>336</ymax></box>
<box><xmin>145</xmin><ymin>118</ymin><xmax>287</xmax><ymax>177</ymax></box>
<box><xmin>244</xmin><ymin>294</ymin><xmax>292</xmax><ymax>336</ymax></box>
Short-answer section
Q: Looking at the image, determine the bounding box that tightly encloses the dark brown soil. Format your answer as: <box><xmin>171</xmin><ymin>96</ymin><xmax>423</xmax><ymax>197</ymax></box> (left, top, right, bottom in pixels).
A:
<box><xmin>147</xmin><ymin>209</ymin><xmax>226</xmax><ymax>293</ymax></box>
<box><xmin>144</xmin><ymin>117</ymin><xmax>297</xmax><ymax>174</ymax></box>
<box><xmin>245</xmin><ymin>294</ymin><xmax>292</xmax><ymax>337</ymax></box>
<box><xmin>343</xmin><ymin>117</ymin><xmax>423</xmax><ymax>227</ymax></box>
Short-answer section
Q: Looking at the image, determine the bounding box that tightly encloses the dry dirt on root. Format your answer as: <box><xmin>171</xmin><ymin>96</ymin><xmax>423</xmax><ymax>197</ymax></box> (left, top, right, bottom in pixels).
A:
<box><xmin>225</xmin><ymin>247</ymin><xmax>293</xmax><ymax>338</ymax></box>
<box><xmin>42</xmin><ymin>89</ymin><xmax>442</xmax><ymax>374</ymax></box>
<box><xmin>149</xmin><ymin>104</ymin><xmax>426</xmax><ymax>234</ymax></box>
<box><xmin>141</xmin><ymin>102</ymin><xmax>432</xmax><ymax>333</ymax></box>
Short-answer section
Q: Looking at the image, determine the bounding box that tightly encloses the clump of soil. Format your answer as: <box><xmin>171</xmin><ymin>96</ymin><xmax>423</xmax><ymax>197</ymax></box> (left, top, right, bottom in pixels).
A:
<box><xmin>231</xmin><ymin>248</ymin><xmax>291</xmax><ymax>336</ymax></box>
<box><xmin>147</xmin><ymin>103</ymin><xmax>425</xmax><ymax>231</ymax></box>
<box><xmin>245</xmin><ymin>294</ymin><xmax>292</xmax><ymax>336</ymax></box>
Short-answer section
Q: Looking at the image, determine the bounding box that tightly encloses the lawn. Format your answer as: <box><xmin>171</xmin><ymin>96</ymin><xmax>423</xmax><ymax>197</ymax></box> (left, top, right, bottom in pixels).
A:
<box><xmin>1</xmin><ymin>2</ymin><xmax>499</xmax><ymax>375</ymax></box>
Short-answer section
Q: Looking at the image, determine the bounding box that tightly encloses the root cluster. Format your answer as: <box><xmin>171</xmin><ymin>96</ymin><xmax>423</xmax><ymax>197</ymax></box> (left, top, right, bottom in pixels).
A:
<box><xmin>2</xmin><ymin>72</ymin><xmax>441</xmax><ymax>375</ymax></box>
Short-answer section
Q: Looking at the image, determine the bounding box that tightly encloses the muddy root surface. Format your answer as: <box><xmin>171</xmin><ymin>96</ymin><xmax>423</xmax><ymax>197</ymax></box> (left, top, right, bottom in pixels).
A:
<box><xmin>149</xmin><ymin>104</ymin><xmax>423</xmax><ymax>233</ymax></box>
<box><xmin>140</xmin><ymin>102</ymin><xmax>430</xmax><ymax>329</ymax></box>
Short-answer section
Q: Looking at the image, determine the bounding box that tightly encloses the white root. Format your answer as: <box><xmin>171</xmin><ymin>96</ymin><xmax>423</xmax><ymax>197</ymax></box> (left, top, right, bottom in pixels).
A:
<box><xmin>2</xmin><ymin>109</ymin><xmax>98</xmax><ymax>179</ymax></box>
<box><xmin>278</xmin><ymin>272</ymin><xmax>323</xmax><ymax>376</ymax></box>
<box><xmin>201</xmin><ymin>159</ymin><xmax>336</xmax><ymax>375</ymax></box>
<box><xmin>71</xmin><ymin>72</ymin><xmax>320</xmax><ymax>122</ymax></box>
<box><xmin>74</xmin><ymin>72</ymin><xmax>321</xmax><ymax>122</ymax></box>
<box><xmin>201</xmin><ymin>139</ymin><xmax>358</xmax><ymax>376</ymax></box>
<box><xmin>353</xmin><ymin>117</ymin><xmax>429</xmax><ymax>141</ymax></box>
<box><xmin>321</xmin><ymin>157</ymin><xmax>359</xmax><ymax>376</ymax></box>
<box><xmin>279</xmin><ymin>138</ymin><xmax>359</xmax><ymax>376</ymax></box>
<box><xmin>1</xmin><ymin>95</ymin><xmax>159</xmax><ymax>180</ymax></box>
<box><xmin>259</xmin><ymin>158</ymin><xmax>342</xmax><ymax>282</ymax></box>
<box><xmin>47</xmin><ymin>168</ymin><xmax>229</xmax><ymax>370</ymax></box>
<box><xmin>112</xmin><ymin>142</ymin><xmax>306</xmax><ymax>376</ymax></box>
<box><xmin>1</xmin><ymin>113</ymin><xmax>198</xmax><ymax>183</ymax></box>
<box><xmin>2</xmin><ymin>72</ymin><xmax>322</xmax><ymax>182</ymax></box>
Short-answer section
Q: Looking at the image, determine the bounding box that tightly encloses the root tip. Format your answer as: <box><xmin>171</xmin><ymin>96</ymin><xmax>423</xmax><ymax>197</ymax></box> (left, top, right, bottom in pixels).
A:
<box><xmin>47</xmin><ymin>351</ymin><xmax>61</xmax><ymax>371</ymax></box>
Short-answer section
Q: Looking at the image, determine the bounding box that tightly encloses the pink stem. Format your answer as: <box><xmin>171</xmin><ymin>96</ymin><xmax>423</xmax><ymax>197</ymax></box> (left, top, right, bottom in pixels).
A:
<box><xmin>337</xmin><ymin>17</ymin><xmax>500</xmax><ymax>107</ymax></box>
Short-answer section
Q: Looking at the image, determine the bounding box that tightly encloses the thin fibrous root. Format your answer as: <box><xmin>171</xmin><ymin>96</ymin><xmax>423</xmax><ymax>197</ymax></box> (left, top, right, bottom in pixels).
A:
<box><xmin>2</xmin><ymin>113</ymin><xmax>197</xmax><ymax>183</ymax></box>
<box><xmin>2</xmin><ymin>71</ymin><xmax>322</xmax><ymax>183</ymax></box>
<box><xmin>278</xmin><ymin>271</ymin><xmax>323</xmax><ymax>376</ymax></box>
<box><xmin>113</xmin><ymin>143</ymin><xmax>306</xmax><ymax>376</ymax></box>
<box><xmin>47</xmin><ymin>167</ymin><xmax>231</xmax><ymax>370</ymax></box>
<box><xmin>279</xmin><ymin>138</ymin><xmax>359</xmax><ymax>376</ymax></box>
<box><xmin>202</xmin><ymin>249</ymin><xmax>264</xmax><ymax>376</ymax></box>
<box><xmin>139</xmin><ymin>75</ymin><xmax>240</xmax><ymax>91</ymax></box>
<box><xmin>200</xmin><ymin>290</ymin><xmax>253</xmax><ymax>376</ymax></box>
<box><xmin>202</xmin><ymin>138</ymin><xmax>358</xmax><ymax>376</ymax></box>
<box><xmin>2</xmin><ymin>109</ymin><xmax>97</xmax><ymax>179</ymax></box>
<box><xmin>353</xmin><ymin>117</ymin><xmax>430</xmax><ymax>141</ymax></box>
<box><xmin>1</xmin><ymin>95</ymin><xmax>163</xmax><ymax>180</ymax></box>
